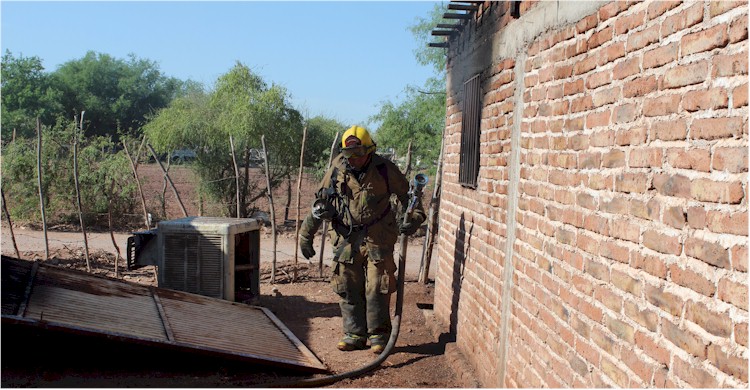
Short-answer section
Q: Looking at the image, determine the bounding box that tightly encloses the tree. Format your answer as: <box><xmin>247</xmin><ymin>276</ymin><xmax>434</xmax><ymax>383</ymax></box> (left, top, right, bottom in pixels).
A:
<box><xmin>1</xmin><ymin>50</ymin><xmax>63</xmax><ymax>142</ymax></box>
<box><xmin>52</xmin><ymin>51</ymin><xmax>183</xmax><ymax>140</ymax></box>
<box><xmin>145</xmin><ymin>63</ymin><xmax>307</xmax><ymax>218</ymax></box>
<box><xmin>371</xmin><ymin>2</ymin><xmax>448</xmax><ymax>173</ymax></box>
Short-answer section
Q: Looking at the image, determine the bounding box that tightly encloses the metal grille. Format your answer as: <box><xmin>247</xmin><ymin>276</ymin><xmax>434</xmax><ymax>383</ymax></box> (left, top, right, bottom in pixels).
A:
<box><xmin>459</xmin><ymin>74</ymin><xmax>481</xmax><ymax>188</ymax></box>
<box><xmin>163</xmin><ymin>233</ymin><xmax>223</xmax><ymax>298</ymax></box>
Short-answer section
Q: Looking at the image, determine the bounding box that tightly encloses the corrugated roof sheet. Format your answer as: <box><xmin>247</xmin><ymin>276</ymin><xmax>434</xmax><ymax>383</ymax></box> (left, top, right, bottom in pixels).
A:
<box><xmin>1</xmin><ymin>256</ymin><xmax>326</xmax><ymax>373</ymax></box>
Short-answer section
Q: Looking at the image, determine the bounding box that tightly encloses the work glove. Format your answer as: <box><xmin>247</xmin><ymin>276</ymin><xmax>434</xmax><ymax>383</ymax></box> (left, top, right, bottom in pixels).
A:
<box><xmin>398</xmin><ymin>220</ymin><xmax>420</xmax><ymax>236</ymax></box>
<box><xmin>300</xmin><ymin>239</ymin><xmax>316</xmax><ymax>259</ymax></box>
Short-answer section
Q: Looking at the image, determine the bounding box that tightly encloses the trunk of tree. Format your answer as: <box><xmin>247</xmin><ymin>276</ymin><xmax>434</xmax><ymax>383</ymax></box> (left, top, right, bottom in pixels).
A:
<box><xmin>318</xmin><ymin>131</ymin><xmax>339</xmax><ymax>277</ymax></box>
<box><xmin>36</xmin><ymin>117</ymin><xmax>49</xmax><ymax>260</ymax></box>
<box><xmin>1</xmin><ymin>188</ymin><xmax>21</xmax><ymax>258</ymax></box>
<box><xmin>73</xmin><ymin>112</ymin><xmax>91</xmax><ymax>272</ymax></box>
<box><xmin>147</xmin><ymin>144</ymin><xmax>188</xmax><ymax>218</ymax></box>
<box><xmin>293</xmin><ymin>126</ymin><xmax>308</xmax><ymax>282</ymax></box>
<box><xmin>123</xmin><ymin>140</ymin><xmax>151</xmax><ymax>229</ymax></box>
<box><xmin>261</xmin><ymin>135</ymin><xmax>278</xmax><ymax>284</ymax></box>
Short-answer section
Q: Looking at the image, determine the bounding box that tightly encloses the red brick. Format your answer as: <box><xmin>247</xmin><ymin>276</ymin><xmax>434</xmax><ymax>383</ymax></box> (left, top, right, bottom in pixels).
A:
<box><xmin>589</xmin><ymin>26</ymin><xmax>613</xmax><ymax>50</ymax></box>
<box><xmin>691</xmin><ymin>117</ymin><xmax>744</xmax><ymax>140</ymax></box>
<box><xmin>632</xmin><ymin>252</ymin><xmax>667</xmax><ymax>279</ymax></box>
<box><xmin>645</xmin><ymin>284</ymin><xmax>683</xmax><ymax>317</ymax></box>
<box><xmin>643</xmin><ymin>230</ymin><xmax>682</xmax><ymax>255</ymax></box>
<box><xmin>647</xmin><ymin>0</ymin><xmax>679</xmax><ymax>20</ymax></box>
<box><xmin>563</xmin><ymin>79</ymin><xmax>584</xmax><ymax>96</ymax></box>
<box><xmin>661</xmin><ymin>61</ymin><xmax>708</xmax><ymax>89</ymax></box>
<box><xmin>574</xmin><ymin>54</ymin><xmax>599</xmax><ymax>76</ymax></box>
<box><xmin>643</xmin><ymin>94</ymin><xmax>680</xmax><ymax>116</ymax></box>
<box><xmin>736</xmin><ymin>322</ymin><xmax>748</xmax><ymax>347</ymax></box>
<box><xmin>662</xmin><ymin>3</ymin><xmax>704</xmax><ymax>38</ymax></box>
<box><xmin>730</xmin><ymin>15</ymin><xmax>748</xmax><ymax>43</ymax></box>
<box><xmin>685</xmin><ymin>236</ymin><xmax>730</xmax><ymax>269</ymax></box>
<box><xmin>643</xmin><ymin>42</ymin><xmax>678</xmax><ymax>69</ymax></box>
<box><xmin>627</xmin><ymin>24</ymin><xmax>659</xmax><ymax>52</ymax></box>
<box><xmin>687</xmin><ymin>206</ymin><xmax>707</xmax><ymax>229</ymax></box>
<box><xmin>666</xmin><ymin>148</ymin><xmax>711</xmax><ymax>172</ymax></box>
<box><xmin>650</xmin><ymin>119</ymin><xmax>687</xmax><ymax>141</ymax></box>
<box><xmin>623</xmin><ymin>75</ymin><xmax>657</xmax><ymax>97</ymax></box>
<box><xmin>592</xmin><ymin>86</ymin><xmax>620</xmax><ymax>108</ymax></box>
<box><xmin>662</xmin><ymin>205</ymin><xmax>686</xmax><ymax>229</ymax></box>
<box><xmin>586</xmin><ymin>70</ymin><xmax>611</xmax><ymax>89</ymax></box>
<box><xmin>713</xmin><ymin>52</ymin><xmax>749</xmax><ymax>77</ymax></box>
<box><xmin>669</xmin><ymin>264</ymin><xmax>716</xmax><ymax>297</ymax></box>
<box><xmin>579</xmin><ymin>152</ymin><xmax>602</xmax><ymax>169</ymax></box>
<box><xmin>662</xmin><ymin>318</ymin><xmax>708</xmax><ymax>358</ymax></box>
<box><xmin>731</xmin><ymin>244</ymin><xmax>748</xmax><ymax>272</ymax></box>
<box><xmin>685</xmin><ymin>300</ymin><xmax>733</xmax><ymax>337</ymax></box>
<box><xmin>623</xmin><ymin>301</ymin><xmax>657</xmax><ymax>331</ymax></box>
<box><xmin>681</xmin><ymin>24</ymin><xmax>729</xmax><ymax>57</ymax></box>
<box><xmin>613</xmin><ymin>56</ymin><xmax>640</xmax><ymax>80</ymax></box>
<box><xmin>615</xmin><ymin>9</ymin><xmax>645</xmax><ymax>35</ymax></box>
<box><xmin>733</xmin><ymin>83</ymin><xmax>748</xmax><ymax>108</ymax></box>
<box><xmin>614</xmin><ymin>103</ymin><xmax>638</xmax><ymax>123</ymax></box>
<box><xmin>611</xmin><ymin>269</ymin><xmax>641</xmax><ymax>296</ymax></box>
<box><xmin>586</xmin><ymin>110</ymin><xmax>611</xmax><ymax>129</ymax></box>
<box><xmin>706</xmin><ymin>210</ymin><xmax>748</xmax><ymax>236</ymax></box>
<box><xmin>629</xmin><ymin>148</ymin><xmax>662</xmax><ymax>168</ymax></box>
<box><xmin>635</xmin><ymin>331</ymin><xmax>669</xmax><ymax>365</ymax></box>
<box><xmin>600</xmin><ymin>42</ymin><xmax>627</xmax><ymax>66</ymax></box>
<box><xmin>615</xmin><ymin>172</ymin><xmax>648</xmax><ymax>194</ymax></box>
<box><xmin>601</xmin><ymin>149</ymin><xmax>626</xmax><ymax>168</ymax></box>
<box><xmin>718</xmin><ymin>277</ymin><xmax>748</xmax><ymax>310</ymax></box>
<box><xmin>653</xmin><ymin>173</ymin><xmax>691</xmax><ymax>199</ymax></box>
<box><xmin>615</xmin><ymin>126</ymin><xmax>646</xmax><ymax>146</ymax></box>
<box><xmin>630</xmin><ymin>197</ymin><xmax>660</xmax><ymax>221</ymax></box>
<box><xmin>690</xmin><ymin>178</ymin><xmax>744</xmax><ymax>204</ymax></box>
<box><xmin>576</xmin><ymin>13</ymin><xmax>598</xmax><ymax>34</ymax></box>
<box><xmin>682</xmin><ymin>88</ymin><xmax>729</xmax><ymax>111</ymax></box>
<box><xmin>610</xmin><ymin>218</ymin><xmax>640</xmax><ymax>243</ymax></box>
<box><xmin>707</xmin><ymin>343</ymin><xmax>748</xmax><ymax>382</ymax></box>
<box><xmin>709</xmin><ymin>0</ymin><xmax>745</xmax><ymax>17</ymax></box>
<box><xmin>673</xmin><ymin>355</ymin><xmax>719</xmax><ymax>388</ymax></box>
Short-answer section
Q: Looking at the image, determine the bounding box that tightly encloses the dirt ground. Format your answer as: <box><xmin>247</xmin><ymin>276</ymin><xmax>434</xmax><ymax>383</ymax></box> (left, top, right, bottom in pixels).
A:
<box><xmin>1</xmin><ymin>164</ymin><xmax>477</xmax><ymax>388</ymax></box>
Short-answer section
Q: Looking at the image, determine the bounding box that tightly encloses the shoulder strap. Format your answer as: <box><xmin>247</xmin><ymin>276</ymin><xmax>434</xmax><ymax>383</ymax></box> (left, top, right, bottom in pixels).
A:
<box><xmin>375</xmin><ymin>162</ymin><xmax>390</xmax><ymax>193</ymax></box>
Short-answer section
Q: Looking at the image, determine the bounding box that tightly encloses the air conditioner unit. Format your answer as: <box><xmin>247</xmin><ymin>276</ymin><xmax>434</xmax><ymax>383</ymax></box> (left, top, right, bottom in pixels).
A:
<box><xmin>127</xmin><ymin>217</ymin><xmax>260</xmax><ymax>304</ymax></box>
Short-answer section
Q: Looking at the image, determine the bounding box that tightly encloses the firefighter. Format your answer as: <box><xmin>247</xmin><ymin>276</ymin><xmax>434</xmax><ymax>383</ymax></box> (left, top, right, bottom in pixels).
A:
<box><xmin>299</xmin><ymin>125</ymin><xmax>425</xmax><ymax>353</ymax></box>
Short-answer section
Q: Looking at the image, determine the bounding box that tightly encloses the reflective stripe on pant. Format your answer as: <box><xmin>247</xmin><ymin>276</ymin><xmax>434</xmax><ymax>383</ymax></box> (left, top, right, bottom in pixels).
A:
<box><xmin>330</xmin><ymin>245</ymin><xmax>395</xmax><ymax>337</ymax></box>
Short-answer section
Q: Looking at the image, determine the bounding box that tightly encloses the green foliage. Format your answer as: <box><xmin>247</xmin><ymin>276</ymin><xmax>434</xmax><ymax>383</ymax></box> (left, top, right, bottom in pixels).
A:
<box><xmin>305</xmin><ymin>116</ymin><xmax>347</xmax><ymax>181</ymax></box>
<box><xmin>409</xmin><ymin>2</ymin><xmax>448</xmax><ymax>76</ymax></box>
<box><xmin>51</xmin><ymin>51</ymin><xmax>184</xmax><ymax>140</ymax></box>
<box><xmin>1</xmin><ymin>50</ymin><xmax>64</xmax><ymax>142</ymax></box>
<box><xmin>145</xmin><ymin>62</ymin><xmax>308</xmax><ymax>218</ymax></box>
<box><xmin>2</xmin><ymin>119</ymin><xmax>136</xmax><ymax>227</ymax></box>
<box><xmin>371</xmin><ymin>2</ymin><xmax>447</xmax><ymax>176</ymax></box>
<box><xmin>371</xmin><ymin>78</ymin><xmax>446</xmax><ymax>173</ymax></box>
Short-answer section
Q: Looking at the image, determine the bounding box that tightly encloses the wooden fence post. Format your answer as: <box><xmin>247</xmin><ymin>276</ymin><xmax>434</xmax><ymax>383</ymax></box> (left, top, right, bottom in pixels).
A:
<box><xmin>147</xmin><ymin>144</ymin><xmax>188</xmax><ymax>218</ymax></box>
<box><xmin>419</xmin><ymin>139</ymin><xmax>445</xmax><ymax>284</ymax></box>
<box><xmin>317</xmin><ymin>131</ymin><xmax>339</xmax><ymax>277</ymax></box>
<box><xmin>1</xmin><ymin>188</ymin><xmax>21</xmax><ymax>258</ymax></box>
<box><xmin>73</xmin><ymin>112</ymin><xmax>91</xmax><ymax>272</ymax></box>
<box><xmin>36</xmin><ymin>117</ymin><xmax>49</xmax><ymax>260</ymax></box>
<box><xmin>229</xmin><ymin>135</ymin><xmax>241</xmax><ymax>218</ymax></box>
<box><xmin>123</xmin><ymin>140</ymin><xmax>151</xmax><ymax>229</ymax></box>
<box><xmin>293</xmin><ymin>126</ymin><xmax>308</xmax><ymax>282</ymax></box>
<box><xmin>107</xmin><ymin>179</ymin><xmax>122</xmax><ymax>278</ymax></box>
<box><xmin>261</xmin><ymin>135</ymin><xmax>278</xmax><ymax>284</ymax></box>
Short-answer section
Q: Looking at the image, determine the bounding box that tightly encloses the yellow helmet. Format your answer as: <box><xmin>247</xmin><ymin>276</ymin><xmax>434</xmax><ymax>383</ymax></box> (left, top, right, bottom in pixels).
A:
<box><xmin>341</xmin><ymin>125</ymin><xmax>376</xmax><ymax>157</ymax></box>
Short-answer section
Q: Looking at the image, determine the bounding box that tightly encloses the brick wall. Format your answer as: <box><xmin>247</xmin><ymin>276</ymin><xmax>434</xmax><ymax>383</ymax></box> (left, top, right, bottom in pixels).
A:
<box><xmin>432</xmin><ymin>1</ymin><xmax>748</xmax><ymax>387</ymax></box>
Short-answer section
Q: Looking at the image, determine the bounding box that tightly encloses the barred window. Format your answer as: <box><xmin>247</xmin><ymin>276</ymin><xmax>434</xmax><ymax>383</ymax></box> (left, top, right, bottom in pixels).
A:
<box><xmin>459</xmin><ymin>74</ymin><xmax>481</xmax><ymax>188</ymax></box>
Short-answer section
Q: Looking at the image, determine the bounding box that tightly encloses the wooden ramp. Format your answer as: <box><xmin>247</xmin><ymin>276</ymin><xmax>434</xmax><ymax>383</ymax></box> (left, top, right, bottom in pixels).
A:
<box><xmin>1</xmin><ymin>256</ymin><xmax>327</xmax><ymax>373</ymax></box>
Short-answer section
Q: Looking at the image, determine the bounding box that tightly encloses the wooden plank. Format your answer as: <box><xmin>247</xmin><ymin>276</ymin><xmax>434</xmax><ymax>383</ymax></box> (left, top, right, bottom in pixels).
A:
<box><xmin>16</xmin><ymin>261</ymin><xmax>38</xmax><ymax>318</ymax></box>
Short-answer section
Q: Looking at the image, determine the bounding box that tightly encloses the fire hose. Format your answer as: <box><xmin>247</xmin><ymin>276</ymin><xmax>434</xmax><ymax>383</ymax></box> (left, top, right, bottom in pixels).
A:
<box><xmin>263</xmin><ymin>174</ymin><xmax>428</xmax><ymax>388</ymax></box>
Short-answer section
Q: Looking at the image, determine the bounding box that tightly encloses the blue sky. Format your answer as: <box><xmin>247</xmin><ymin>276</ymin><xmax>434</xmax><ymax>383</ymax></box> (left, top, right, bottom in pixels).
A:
<box><xmin>1</xmin><ymin>0</ymin><xmax>442</xmax><ymax>127</ymax></box>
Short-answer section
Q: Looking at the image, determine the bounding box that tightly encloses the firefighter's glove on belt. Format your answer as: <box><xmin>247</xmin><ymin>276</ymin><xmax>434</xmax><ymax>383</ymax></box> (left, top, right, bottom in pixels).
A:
<box><xmin>399</xmin><ymin>220</ymin><xmax>420</xmax><ymax>236</ymax></box>
<box><xmin>300</xmin><ymin>239</ymin><xmax>316</xmax><ymax>259</ymax></box>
